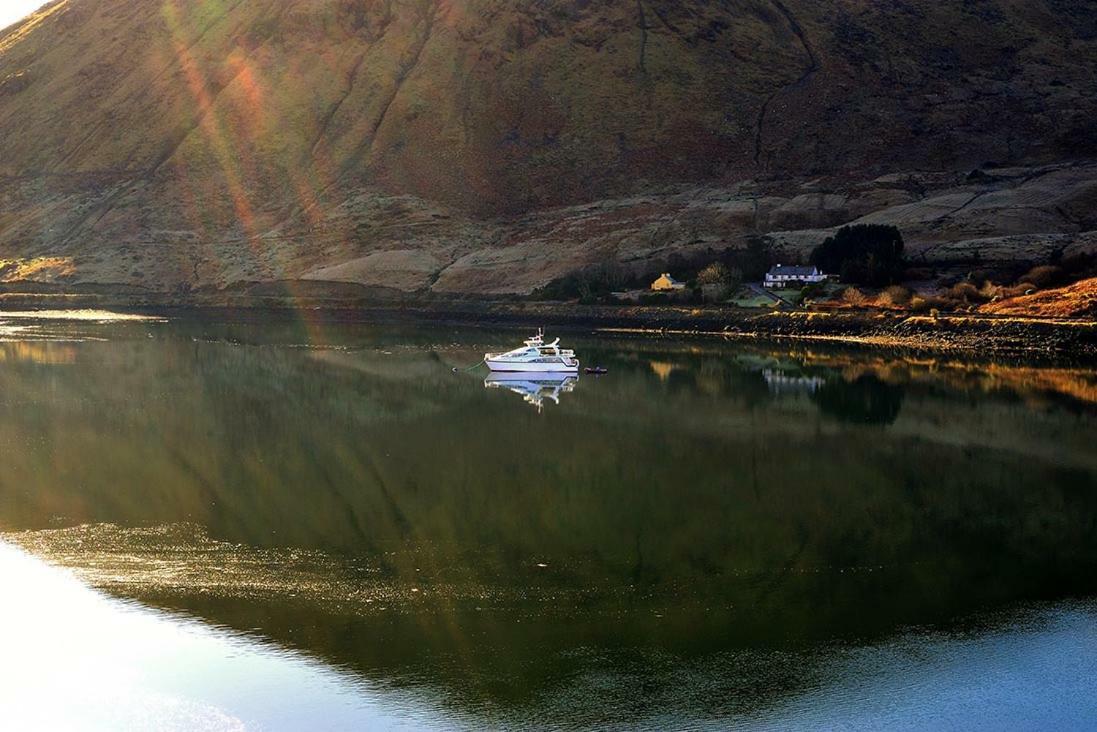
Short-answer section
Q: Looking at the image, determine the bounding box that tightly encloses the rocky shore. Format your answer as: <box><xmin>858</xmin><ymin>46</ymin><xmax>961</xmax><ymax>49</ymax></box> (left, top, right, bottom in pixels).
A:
<box><xmin>2</xmin><ymin>289</ymin><xmax>1092</xmax><ymax>360</ymax></box>
<box><xmin>336</xmin><ymin>302</ymin><xmax>1097</xmax><ymax>359</ymax></box>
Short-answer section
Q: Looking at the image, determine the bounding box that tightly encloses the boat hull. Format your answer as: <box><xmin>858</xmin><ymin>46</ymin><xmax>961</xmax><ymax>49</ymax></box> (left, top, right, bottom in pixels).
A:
<box><xmin>485</xmin><ymin>358</ymin><xmax>579</xmax><ymax>373</ymax></box>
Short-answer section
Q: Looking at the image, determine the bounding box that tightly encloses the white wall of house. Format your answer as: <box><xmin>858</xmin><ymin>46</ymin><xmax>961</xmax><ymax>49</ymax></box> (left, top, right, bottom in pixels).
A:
<box><xmin>764</xmin><ymin>268</ymin><xmax>828</xmax><ymax>288</ymax></box>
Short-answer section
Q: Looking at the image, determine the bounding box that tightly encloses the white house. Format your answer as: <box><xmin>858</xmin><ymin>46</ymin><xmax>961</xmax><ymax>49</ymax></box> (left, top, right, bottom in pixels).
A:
<box><xmin>651</xmin><ymin>273</ymin><xmax>686</xmax><ymax>291</ymax></box>
<box><xmin>764</xmin><ymin>264</ymin><xmax>828</xmax><ymax>288</ymax></box>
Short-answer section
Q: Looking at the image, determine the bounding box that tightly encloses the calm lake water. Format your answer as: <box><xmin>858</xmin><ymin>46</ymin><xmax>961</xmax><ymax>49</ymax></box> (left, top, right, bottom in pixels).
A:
<box><xmin>1</xmin><ymin>311</ymin><xmax>1096</xmax><ymax>730</ymax></box>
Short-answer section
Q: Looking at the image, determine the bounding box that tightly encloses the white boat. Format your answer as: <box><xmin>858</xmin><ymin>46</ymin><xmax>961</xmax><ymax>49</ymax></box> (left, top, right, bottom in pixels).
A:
<box><xmin>485</xmin><ymin>330</ymin><xmax>579</xmax><ymax>373</ymax></box>
<box><xmin>484</xmin><ymin>372</ymin><xmax>577</xmax><ymax>410</ymax></box>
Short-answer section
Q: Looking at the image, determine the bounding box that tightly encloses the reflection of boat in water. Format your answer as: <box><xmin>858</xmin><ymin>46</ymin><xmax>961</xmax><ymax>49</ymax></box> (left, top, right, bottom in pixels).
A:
<box><xmin>484</xmin><ymin>372</ymin><xmax>578</xmax><ymax>410</ymax></box>
<box><xmin>485</xmin><ymin>331</ymin><xmax>579</xmax><ymax>373</ymax></box>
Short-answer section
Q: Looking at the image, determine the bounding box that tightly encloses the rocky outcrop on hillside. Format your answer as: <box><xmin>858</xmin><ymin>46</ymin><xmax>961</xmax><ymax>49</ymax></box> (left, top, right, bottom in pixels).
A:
<box><xmin>1</xmin><ymin>0</ymin><xmax>1095</xmax><ymax>295</ymax></box>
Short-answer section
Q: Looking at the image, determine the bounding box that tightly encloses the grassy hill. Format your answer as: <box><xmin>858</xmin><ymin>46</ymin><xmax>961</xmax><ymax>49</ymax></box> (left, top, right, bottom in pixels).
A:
<box><xmin>1</xmin><ymin>0</ymin><xmax>1095</xmax><ymax>295</ymax></box>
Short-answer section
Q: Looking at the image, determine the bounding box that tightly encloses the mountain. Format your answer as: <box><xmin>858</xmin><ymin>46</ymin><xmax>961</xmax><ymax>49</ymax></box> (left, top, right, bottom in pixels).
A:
<box><xmin>1</xmin><ymin>0</ymin><xmax>1096</xmax><ymax>295</ymax></box>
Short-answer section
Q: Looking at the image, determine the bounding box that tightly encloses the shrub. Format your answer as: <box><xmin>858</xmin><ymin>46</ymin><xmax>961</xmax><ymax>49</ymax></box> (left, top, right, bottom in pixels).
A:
<box><xmin>1018</xmin><ymin>264</ymin><xmax>1063</xmax><ymax>289</ymax></box>
<box><xmin>697</xmin><ymin>262</ymin><xmax>730</xmax><ymax>286</ymax></box>
<box><xmin>879</xmin><ymin>285</ymin><xmax>912</xmax><ymax>306</ymax></box>
<box><xmin>842</xmin><ymin>286</ymin><xmax>867</xmax><ymax>305</ymax></box>
<box><xmin>977</xmin><ymin>280</ymin><xmax>1004</xmax><ymax>300</ymax></box>
<box><xmin>947</xmin><ymin>281</ymin><xmax>984</xmax><ymax>304</ymax></box>
<box><xmin>810</xmin><ymin>224</ymin><xmax>905</xmax><ymax>286</ymax></box>
<box><xmin>910</xmin><ymin>295</ymin><xmax>950</xmax><ymax>313</ymax></box>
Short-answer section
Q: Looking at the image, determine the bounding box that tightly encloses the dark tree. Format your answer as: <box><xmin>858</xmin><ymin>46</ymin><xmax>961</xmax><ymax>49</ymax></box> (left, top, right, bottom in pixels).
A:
<box><xmin>739</xmin><ymin>235</ymin><xmax>774</xmax><ymax>282</ymax></box>
<box><xmin>810</xmin><ymin>225</ymin><xmax>905</xmax><ymax>286</ymax></box>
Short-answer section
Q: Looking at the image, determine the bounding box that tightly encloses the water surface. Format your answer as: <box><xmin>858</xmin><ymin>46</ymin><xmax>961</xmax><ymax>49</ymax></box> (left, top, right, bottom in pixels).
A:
<box><xmin>1</xmin><ymin>312</ymin><xmax>1095</xmax><ymax>729</ymax></box>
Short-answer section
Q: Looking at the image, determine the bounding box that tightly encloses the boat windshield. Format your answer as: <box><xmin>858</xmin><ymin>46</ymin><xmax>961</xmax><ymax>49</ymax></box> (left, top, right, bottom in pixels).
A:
<box><xmin>487</xmin><ymin>332</ymin><xmax>577</xmax><ymax>366</ymax></box>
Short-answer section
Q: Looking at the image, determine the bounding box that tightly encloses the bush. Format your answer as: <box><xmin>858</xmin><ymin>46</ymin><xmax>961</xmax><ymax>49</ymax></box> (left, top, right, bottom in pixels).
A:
<box><xmin>697</xmin><ymin>262</ymin><xmax>730</xmax><ymax>286</ymax></box>
<box><xmin>842</xmin><ymin>286</ymin><xmax>867</xmax><ymax>305</ymax></box>
<box><xmin>811</xmin><ymin>224</ymin><xmax>905</xmax><ymax>286</ymax></box>
<box><xmin>947</xmin><ymin>281</ymin><xmax>984</xmax><ymax>304</ymax></box>
<box><xmin>1018</xmin><ymin>264</ymin><xmax>1064</xmax><ymax>289</ymax></box>
<box><xmin>978</xmin><ymin>280</ymin><xmax>1004</xmax><ymax>300</ymax></box>
<box><xmin>910</xmin><ymin>294</ymin><xmax>950</xmax><ymax>313</ymax></box>
<box><xmin>879</xmin><ymin>285</ymin><xmax>912</xmax><ymax>306</ymax></box>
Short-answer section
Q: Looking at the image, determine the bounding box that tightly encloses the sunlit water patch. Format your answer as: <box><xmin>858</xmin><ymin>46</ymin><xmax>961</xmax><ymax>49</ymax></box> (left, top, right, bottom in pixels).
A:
<box><xmin>0</xmin><ymin>309</ymin><xmax>163</xmax><ymax>322</ymax></box>
<box><xmin>0</xmin><ymin>308</ymin><xmax>163</xmax><ymax>343</ymax></box>
<box><xmin>0</xmin><ymin>541</ymin><xmax>464</xmax><ymax>731</ymax></box>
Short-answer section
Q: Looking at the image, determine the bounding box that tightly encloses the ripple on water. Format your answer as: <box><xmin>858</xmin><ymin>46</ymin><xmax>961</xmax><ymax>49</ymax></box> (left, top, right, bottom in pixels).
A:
<box><xmin>1</xmin><ymin>523</ymin><xmax>578</xmax><ymax>616</ymax></box>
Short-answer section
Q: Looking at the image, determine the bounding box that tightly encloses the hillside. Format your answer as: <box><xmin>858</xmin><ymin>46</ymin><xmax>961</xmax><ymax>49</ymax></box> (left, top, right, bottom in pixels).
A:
<box><xmin>1</xmin><ymin>0</ymin><xmax>1096</xmax><ymax>295</ymax></box>
<box><xmin>982</xmin><ymin>276</ymin><xmax>1097</xmax><ymax>318</ymax></box>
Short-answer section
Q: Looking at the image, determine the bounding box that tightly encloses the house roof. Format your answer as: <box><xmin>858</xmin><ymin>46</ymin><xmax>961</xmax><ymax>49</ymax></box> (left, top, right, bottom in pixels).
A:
<box><xmin>767</xmin><ymin>265</ymin><xmax>819</xmax><ymax>277</ymax></box>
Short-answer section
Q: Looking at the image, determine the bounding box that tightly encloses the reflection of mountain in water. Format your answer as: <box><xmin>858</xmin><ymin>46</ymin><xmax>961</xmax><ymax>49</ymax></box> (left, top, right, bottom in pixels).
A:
<box><xmin>0</xmin><ymin>324</ymin><xmax>1095</xmax><ymax>723</ymax></box>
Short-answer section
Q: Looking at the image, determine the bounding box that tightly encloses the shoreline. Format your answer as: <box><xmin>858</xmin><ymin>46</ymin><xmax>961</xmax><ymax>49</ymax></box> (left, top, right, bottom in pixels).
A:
<box><xmin>0</xmin><ymin>291</ymin><xmax>1094</xmax><ymax>361</ymax></box>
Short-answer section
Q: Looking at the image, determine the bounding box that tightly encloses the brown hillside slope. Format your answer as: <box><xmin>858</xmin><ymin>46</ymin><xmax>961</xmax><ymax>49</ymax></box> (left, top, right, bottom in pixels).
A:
<box><xmin>981</xmin><ymin>277</ymin><xmax>1097</xmax><ymax>318</ymax></box>
<box><xmin>1</xmin><ymin>0</ymin><xmax>1096</xmax><ymax>294</ymax></box>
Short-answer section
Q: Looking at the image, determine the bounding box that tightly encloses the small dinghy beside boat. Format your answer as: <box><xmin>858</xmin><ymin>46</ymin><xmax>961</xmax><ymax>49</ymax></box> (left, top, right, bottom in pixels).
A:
<box><xmin>485</xmin><ymin>330</ymin><xmax>579</xmax><ymax>373</ymax></box>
